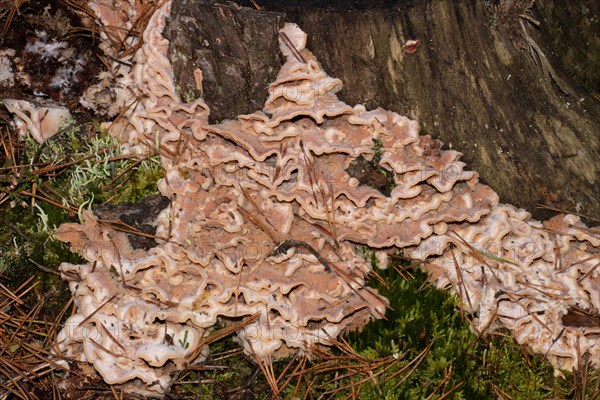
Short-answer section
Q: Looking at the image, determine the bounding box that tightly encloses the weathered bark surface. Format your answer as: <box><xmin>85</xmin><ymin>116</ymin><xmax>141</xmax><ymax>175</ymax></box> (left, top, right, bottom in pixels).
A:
<box><xmin>94</xmin><ymin>195</ymin><xmax>170</xmax><ymax>250</ymax></box>
<box><xmin>534</xmin><ymin>1</ymin><xmax>600</xmax><ymax>94</ymax></box>
<box><xmin>166</xmin><ymin>1</ymin><xmax>285</xmax><ymax>120</ymax></box>
<box><xmin>167</xmin><ymin>0</ymin><xmax>600</xmax><ymax>223</ymax></box>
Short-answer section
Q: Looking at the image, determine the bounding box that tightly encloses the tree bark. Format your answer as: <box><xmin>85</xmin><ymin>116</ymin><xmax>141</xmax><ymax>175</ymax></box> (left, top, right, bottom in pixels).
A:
<box><xmin>166</xmin><ymin>0</ymin><xmax>600</xmax><ymax>223</ymax></box>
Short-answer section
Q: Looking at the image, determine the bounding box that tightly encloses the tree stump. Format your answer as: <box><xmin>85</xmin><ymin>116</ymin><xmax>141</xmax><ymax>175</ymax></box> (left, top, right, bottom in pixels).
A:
<box><xmin>166</xmin><ymin>0</ymin><xmax>600</xmax><ymax>223</ymax></box>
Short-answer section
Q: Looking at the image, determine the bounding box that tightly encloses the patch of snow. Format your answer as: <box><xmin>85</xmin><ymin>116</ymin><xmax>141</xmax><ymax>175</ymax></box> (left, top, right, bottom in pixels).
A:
<box><xmin>50</xmin><ymin>64</ymin><xmax>83</xmax><ymax>89</ymax></box>
<box><xmin>0</xmin><ymin>49</ymin><xmax>15</xmax><ymax>87</ymax></box>
<box><xmin>25</xmin><ymin>37</ymin><xmax>68</xmax><ymax>61</ymax></box>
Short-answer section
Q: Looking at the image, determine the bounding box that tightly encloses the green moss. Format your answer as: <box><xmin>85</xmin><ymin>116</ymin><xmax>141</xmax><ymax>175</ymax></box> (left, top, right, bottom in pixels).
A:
<box><xmin>174</xmin><ymin>324</ymin><xmax>273</xmax><ymax>399</ymax></box>
<box><xmin>104</xmin><ymin>157</ymin><xmax>163</xmax><ymax>203</ymax></box>
<box><xmin>372</xmin><ymin>138</ymin><xmax>384</xmax><ymax>163</ymax></box>
<box><xmin>0</xmin><ymin>122</ymin><xmax>162</xmax><ymax>316</ymax></box>
<box><xmin>372</xmin><ymin>138</ymin><xmax>397</xmax><ymax>193</ymax></box>
<box><xmin>0</xmin><ymin>204</ymin><xmax>81</xmax><ymax>316</ymax></box>
<box><xmin>335</xmin><ymin>266</ymin><xmax>586</xmax><ymax>399</ymax></box>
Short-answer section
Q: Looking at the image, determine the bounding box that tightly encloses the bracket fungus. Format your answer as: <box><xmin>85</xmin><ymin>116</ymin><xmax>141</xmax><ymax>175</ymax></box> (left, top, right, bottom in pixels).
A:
<box><xmin>4</xmin><ymin>99</ymin><xmax>71</xmax><ymax>144</ymax></box>
<box><xmin>54</xmin><ymin>0</ymin><xmax>600</xmax><ymax>396</ymax></box>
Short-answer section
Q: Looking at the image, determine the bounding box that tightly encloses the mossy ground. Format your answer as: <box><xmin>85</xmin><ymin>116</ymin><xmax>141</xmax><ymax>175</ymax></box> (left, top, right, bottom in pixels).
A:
<box><xmin>1</xmin><ymin>126</ymin><xmax>598</xmax><ymax>399</ymax></box>
<box><xmin>0</xmin><ymin>122</ymin><xmax>162</xmax><ymax>312</ymax></box>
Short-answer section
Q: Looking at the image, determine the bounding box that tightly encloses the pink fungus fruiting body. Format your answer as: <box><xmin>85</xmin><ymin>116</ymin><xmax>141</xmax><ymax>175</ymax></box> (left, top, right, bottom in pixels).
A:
<box><xmin>53</xmin><ymin>1</ymin><xmax>600</xmax><ymax>397</ymax></box>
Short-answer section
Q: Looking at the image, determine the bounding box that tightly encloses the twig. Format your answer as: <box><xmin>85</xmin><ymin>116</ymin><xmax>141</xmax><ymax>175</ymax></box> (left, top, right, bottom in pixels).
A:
<box><xmin>278</xmin><ymin>32</ymin><xmax>306</xmax><ymax>64</ymax></box>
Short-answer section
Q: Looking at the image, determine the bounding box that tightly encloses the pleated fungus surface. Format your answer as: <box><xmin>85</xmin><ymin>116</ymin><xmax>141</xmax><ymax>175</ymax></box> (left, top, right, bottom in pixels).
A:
<box><xmin>54</xmin><ymin>1</ymin><xmax>600</xmax><ymax>396</ymax></box>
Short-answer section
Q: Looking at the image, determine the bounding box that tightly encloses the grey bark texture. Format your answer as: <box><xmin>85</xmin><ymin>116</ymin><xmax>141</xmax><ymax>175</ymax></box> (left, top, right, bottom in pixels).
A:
<box><xmin>165</xmin><ymin>0</ymin><xmax>600</xmax><ymax>223</ymax></box>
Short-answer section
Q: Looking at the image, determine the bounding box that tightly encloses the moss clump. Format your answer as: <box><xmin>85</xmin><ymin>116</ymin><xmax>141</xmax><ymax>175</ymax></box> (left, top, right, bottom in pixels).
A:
<box><xmin>104</xmin><ymin>156</ymin><xmax>164</xmax><ymax>203</ymax></box>
<box><xmin>338</xmin><ymin>265</ymin><xmax>590</xmax><ymax>399</ymax></box>
<box><xmin>1</xmin><ymin>121</ymin><xmax>163</xmax><ymax>316</ymax></box>
<box><xmin>20</xmin><ymin>120</ymin><xmax>163</xmax><ymax>206</ymax></box>
<box><xmin>172</xmin><ymin>323</ymin><xmax>275</xmax><ymax>399</ymax></box>
<box><xmin>0</xmin><ymin>204</ymin><xmax>81</xmax><ymax>315</ymax></box>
